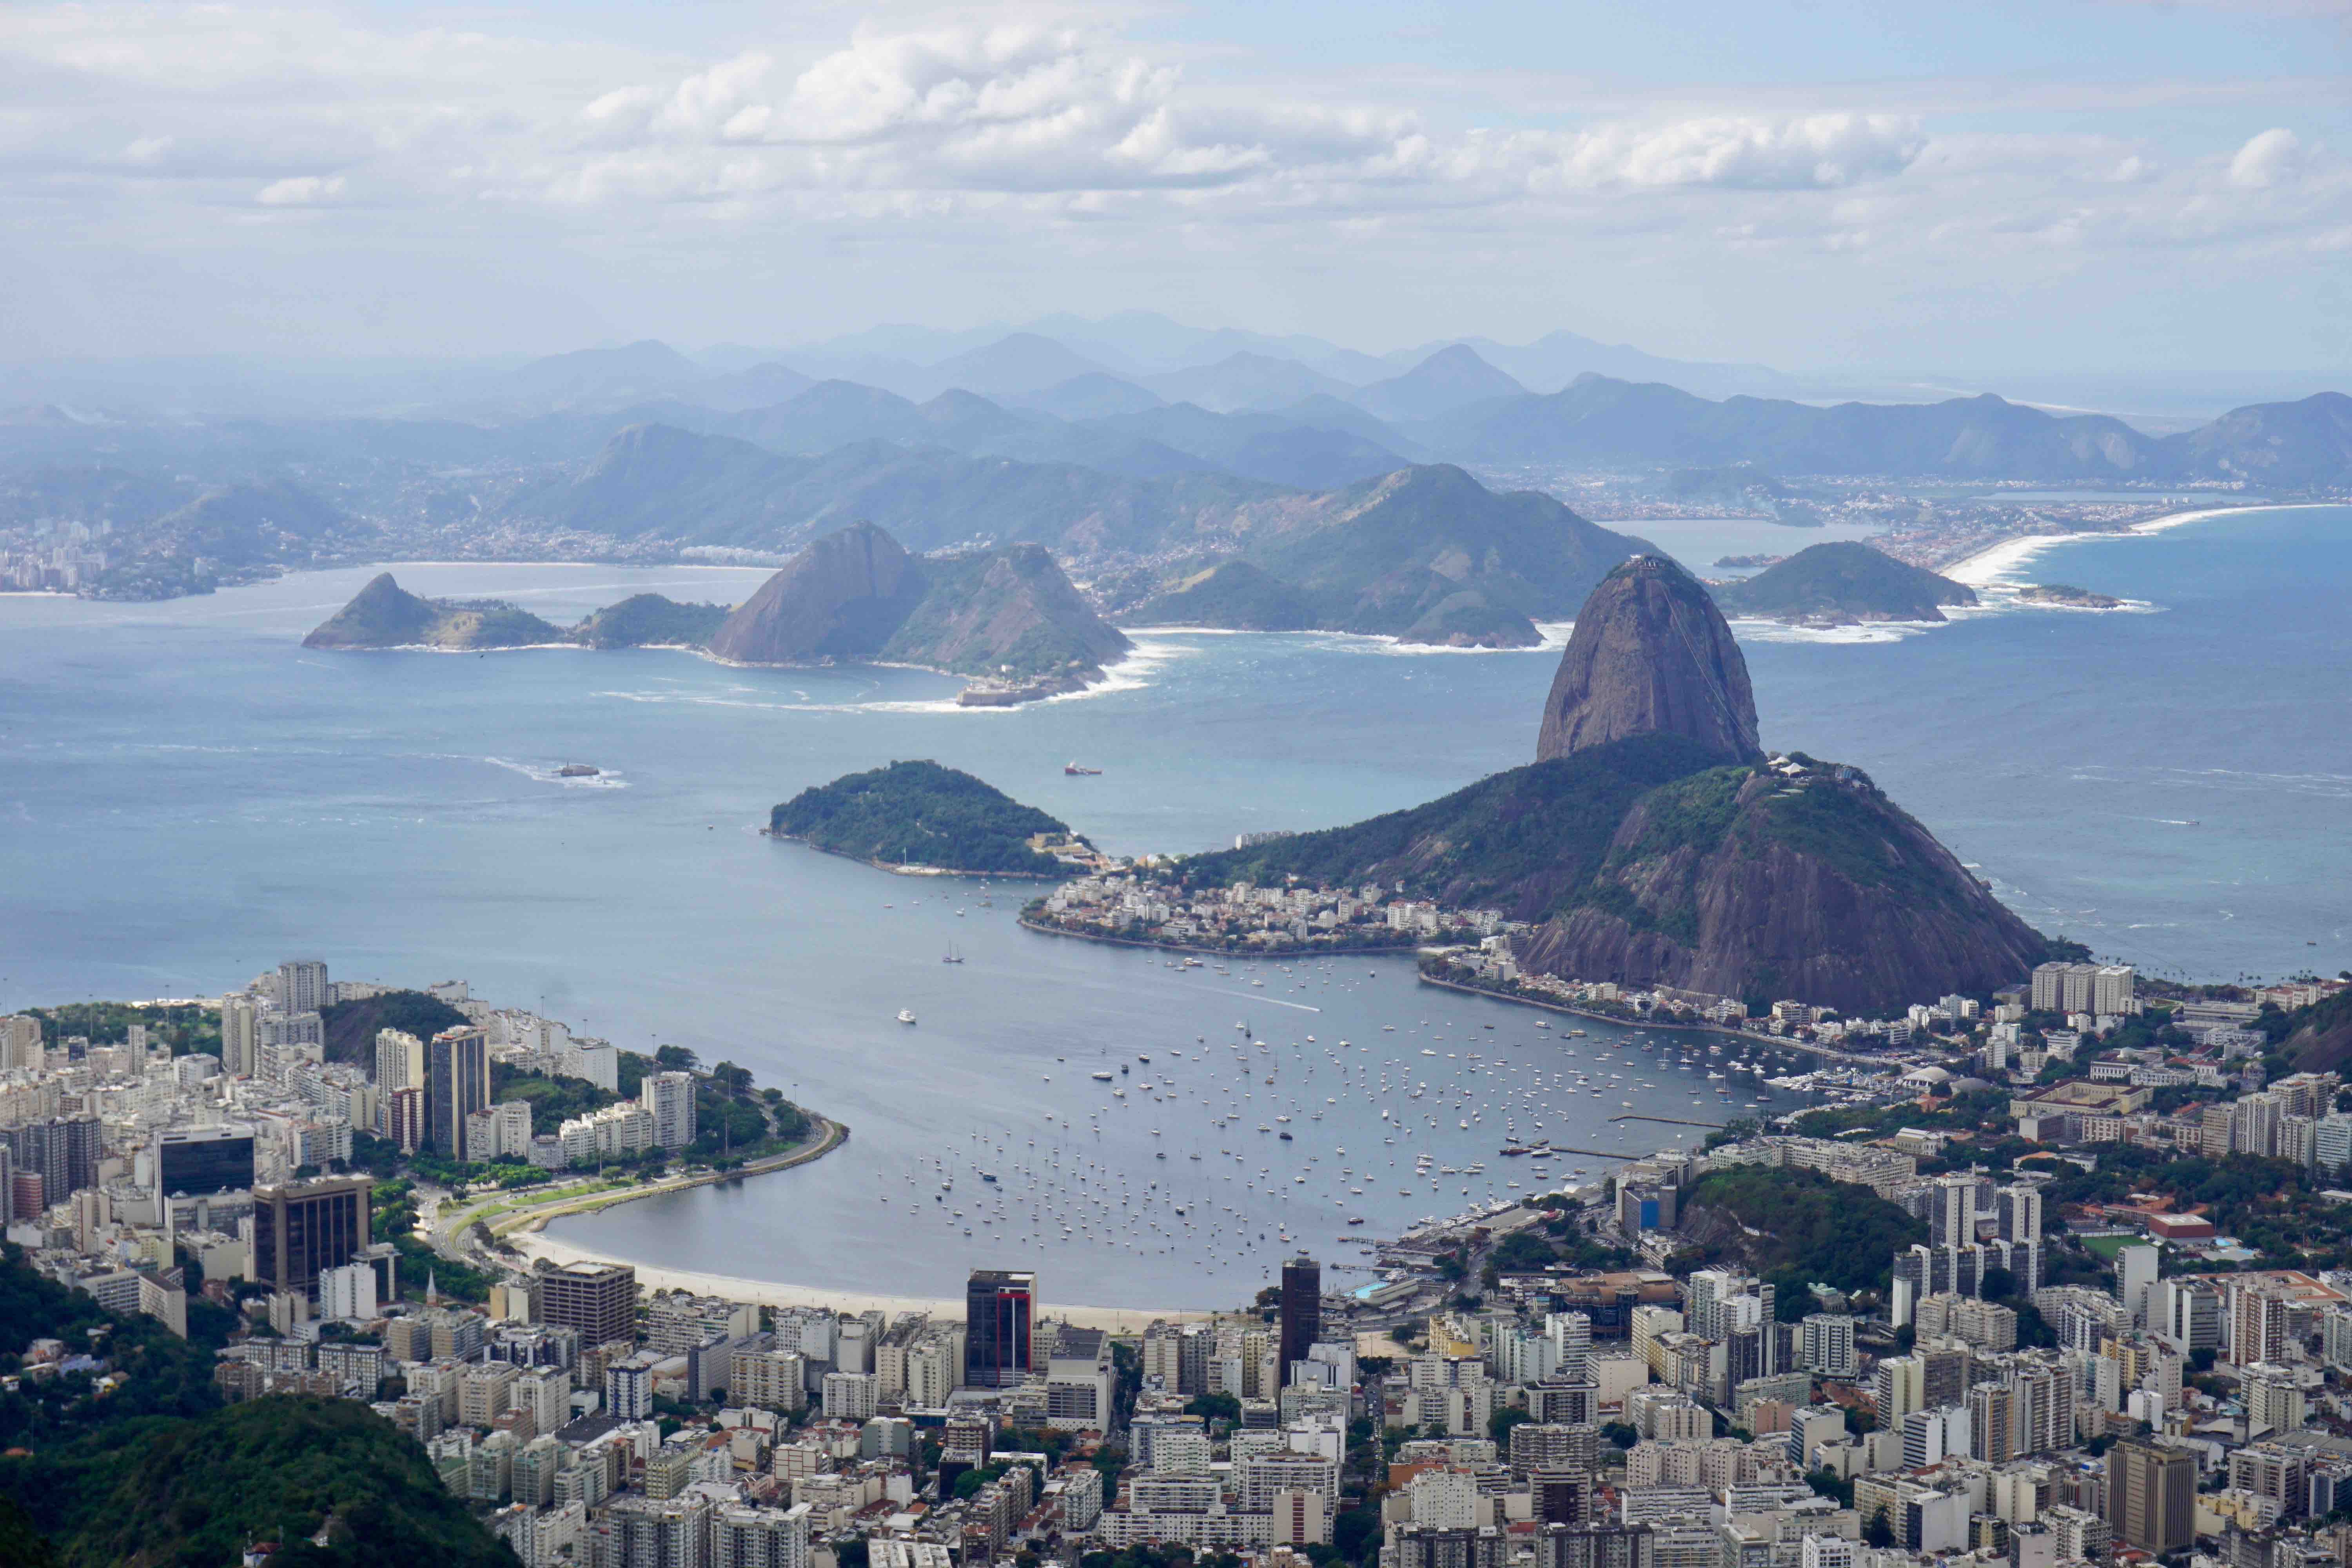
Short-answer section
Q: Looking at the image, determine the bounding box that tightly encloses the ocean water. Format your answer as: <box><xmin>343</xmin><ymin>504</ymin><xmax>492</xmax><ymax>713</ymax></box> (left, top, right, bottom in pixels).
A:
<box><xmin>0</xmin><ymin>506</ymin><xmax>2345</xmax><ymax>1305</ymax></box>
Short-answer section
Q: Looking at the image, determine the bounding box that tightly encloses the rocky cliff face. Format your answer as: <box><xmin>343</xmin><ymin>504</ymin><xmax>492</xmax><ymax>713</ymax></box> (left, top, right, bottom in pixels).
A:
<box><xmin>708</xmin><ymin>523</ymin><xmax>1128</xmax><ymax>690</ymax></box>
<box><xmin>706</xmin><ymin>522</ymin><xmax>929</xmax><ymax>664</ymax></box>
<box><xmin>1537</xmin><ymin>554</ymin><xmax>1760</xmax><ymax>765</ymax></box>
<box><xmin>1514</xmin><ymin>760</ymin><xmax>2048</xmax><ymax>1015</ymax></box>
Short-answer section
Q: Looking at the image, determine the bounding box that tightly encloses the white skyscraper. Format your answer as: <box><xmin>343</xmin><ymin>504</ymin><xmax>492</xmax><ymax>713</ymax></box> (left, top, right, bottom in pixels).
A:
<box><xmin>374</xmin><ymin>1028</ymin><xmax>425</xmax><ymax>1093</ymax></box>
<box><xmin>278</xmin><ymin>959</ymin><xmax>330</xmax><ymax>1015</ymax></box>
<box><xmin>641</xmin><ymin>1071</ymin><xmax>698</xmax><ymax>1149</ymax></box>
<box><xmin>2117</xmin><ymin>1245</ymin><xmax>2160</xmax><ymax>1328</ymax></box>
<box><xmin>219</xmin><ymin>995</ymin><xmax>258</xmax><ymax>1077</ymax></box>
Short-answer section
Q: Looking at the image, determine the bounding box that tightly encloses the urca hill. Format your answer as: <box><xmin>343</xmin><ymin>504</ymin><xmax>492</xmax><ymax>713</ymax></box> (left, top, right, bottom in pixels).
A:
<box><xmin>1187</xmin><ymin>554</ymin><xmax>2051</xmax><ymax>1014</ymax></box>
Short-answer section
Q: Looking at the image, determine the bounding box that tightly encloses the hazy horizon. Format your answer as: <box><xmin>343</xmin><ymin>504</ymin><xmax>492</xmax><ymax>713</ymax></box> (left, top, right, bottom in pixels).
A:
<box><xmin>6</xmin><ymin>0</ymin><xmax>2349</xmax><ymax>388</ymax></box>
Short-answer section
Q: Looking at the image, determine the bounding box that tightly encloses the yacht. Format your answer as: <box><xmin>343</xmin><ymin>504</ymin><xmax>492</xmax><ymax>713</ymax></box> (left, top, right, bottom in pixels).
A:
<box><xmin>897</xmin><ymin>1009</ymin><xmax>917</xmax><ymax>1025</ymax></box>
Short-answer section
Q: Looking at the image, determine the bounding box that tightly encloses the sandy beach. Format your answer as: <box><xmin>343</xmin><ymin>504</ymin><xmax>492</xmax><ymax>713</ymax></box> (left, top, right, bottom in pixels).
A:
<box><xmin>511</xmin><ymin>1228</ymin><xmax>1215</xmax><ymax>1331</ymax></box>
<box><xmin>1942</xmin><ymin>501</ymin><xmax>2337</xmax><ymax>590</ymax></box>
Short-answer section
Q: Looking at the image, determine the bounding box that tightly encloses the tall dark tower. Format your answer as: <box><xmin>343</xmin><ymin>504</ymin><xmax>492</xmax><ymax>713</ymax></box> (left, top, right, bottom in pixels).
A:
<box><xmin>1279</xmin><ymin>1254</ymin><xmax>1322</xmax><ymax>1383</ymax></box>
<box><xmin>965</xmin><ymin>1269</ymin><xmax>1036</xmax><ymax>1388</ymax></box>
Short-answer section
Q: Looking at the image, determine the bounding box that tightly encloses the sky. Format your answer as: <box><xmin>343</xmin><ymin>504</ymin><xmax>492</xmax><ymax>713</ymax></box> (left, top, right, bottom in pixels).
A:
<box><xmin>3</xmin><ymin>0</ymin><xmax>2348</xmax><ymax>384</ymax></box>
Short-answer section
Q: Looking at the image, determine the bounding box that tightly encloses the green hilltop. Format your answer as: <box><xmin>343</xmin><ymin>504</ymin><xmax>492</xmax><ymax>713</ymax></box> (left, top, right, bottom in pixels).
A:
<box><xmin>1714</xmin><ymin>541</ymin><xmax>1977</xmax><ymax>625</ymax></box>
<box><xmin>771</xmin><ymin>760</ymin><xmax>1084</xmax><ymax>877</ymax></box>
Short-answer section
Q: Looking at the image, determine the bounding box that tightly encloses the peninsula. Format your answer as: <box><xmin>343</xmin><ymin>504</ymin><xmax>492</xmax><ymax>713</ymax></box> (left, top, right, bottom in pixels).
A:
<box><xmin>1033</xmin><ymin>555</ymin><xmax>2053</xmax><ymax>1016</ymax></box>
<box><xmin>769</xmin><ymin>760</ymin><xmax>1095</xmax><ymax>876</ymax></box>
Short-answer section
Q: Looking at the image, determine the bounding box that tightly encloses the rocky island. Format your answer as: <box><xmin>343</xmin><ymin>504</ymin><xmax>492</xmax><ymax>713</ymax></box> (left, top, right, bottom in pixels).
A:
<box><xmin>1124</xmin><ymin>465</ymin><xmax>1648</xmax><ymax>647</ymax></box>
<box><xmin>302</xmin><ymin>573</ymin><xmax>732</xmax><ymax>651</ymax></box>
<box><xmin>769</xmin><ymin>760</ymin><xmax>1091</xmax><ymax>876</ymax></box>
<box><xmin>1712</xmin><ymin>540</ymin><xmax>1978</xmax><ymax>625</ymax></box>
<box><xmin>2016</xmin><ymin>582</ymin><xmax>2124</xmax><ymax>608</ymax></box>
<box><xmin>1167</xmin><ymin>553</ymin><xmax>2051</xmax><ymax>1014</ymax></box>
<box><xmin>708</xmin><ymin>523</ymin><xmax>1130</xmax><ymax>702</ymax></box>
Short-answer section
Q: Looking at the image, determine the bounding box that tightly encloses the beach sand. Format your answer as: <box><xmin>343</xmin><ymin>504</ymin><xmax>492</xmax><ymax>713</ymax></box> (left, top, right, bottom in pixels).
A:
<box><xmin>511</xmin><ymin>1227</ymin><xmax>1215</xmax><ymax>1331</ymax></box>
<box><xmin>1943</xmin><ymin>502</ymin><xmax>2338</xmax><ymax>590</ymax></box>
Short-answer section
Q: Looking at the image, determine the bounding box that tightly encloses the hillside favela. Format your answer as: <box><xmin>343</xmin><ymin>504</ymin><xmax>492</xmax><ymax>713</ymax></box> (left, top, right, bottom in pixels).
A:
<box><xmin>5</xmin><ymin>5</ymin><xmax>2352</xmax><ymax>1568</ymax></box>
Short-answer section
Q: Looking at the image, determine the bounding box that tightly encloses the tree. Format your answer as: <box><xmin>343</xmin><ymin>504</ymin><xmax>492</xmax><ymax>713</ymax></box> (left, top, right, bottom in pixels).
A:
<box><xmin>1490</xmin><ymin>1408</ymin><xmax>1532</xmax><ymax>1445</ymax></box>
<box><xmin>1864</xmin><ymin>1512</ymin><xmax>1896</xmax><ymax>1550</ymax></box>
<box><xmin>1600</xmin><ymin>1421</ymin><xmax>1639</xmax><ymax>1449</ymax></box>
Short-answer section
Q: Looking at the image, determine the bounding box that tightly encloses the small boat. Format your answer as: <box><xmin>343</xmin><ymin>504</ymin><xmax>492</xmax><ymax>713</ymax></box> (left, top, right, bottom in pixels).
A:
<box><xmin>556</xmin><ymin>762</ymin><xmax>600</xmax><ymax>778</ymax></box>
<box><xmin>1064</xmin><ymin>762</ymin><xmax>1103</xmax><ymax>776</ymax></box>
<box><xmin>980</xmin><ymin>1172</ymin><xmax>997</xmax><ymax>1183</ymax></box>
<box><xmin>897</xmin><ymin>1009</ymin><xmax>917</xmax><ymax>1025</ymax></box>
<box><xmin>942</xmin><ymin>944</ymin><xmax>963</xmax><ymax>964</ymax></box>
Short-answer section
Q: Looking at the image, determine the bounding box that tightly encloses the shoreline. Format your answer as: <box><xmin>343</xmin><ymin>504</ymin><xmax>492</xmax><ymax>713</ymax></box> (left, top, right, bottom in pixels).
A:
<box><xmin>509</xmin><ymin>1230</ymin><xmax>1215</xmax><ymax>1330</ymax></box>
<box><xmin>481</xmin><ymin>1113</ymin><xmax>1216</xmax><ymax>1327</ymax></box>
<box><xmin>1412</xmin><ymin>970</ymin><xmax>1884</xmax><ymax>1068</ymax></box>
<box><xmin>767</xmin><ymin>833</ymin><xmax>1072</xmax><ymax>882</ymax></box>
<box><xmin>1017</xmin><ymin>913</ymin><xmax>1423</xmax><ymax>962</ymax></box>
<box><xmin>1941</xmin><ymin>501</ymin><xmax>2341</xmax><ymax>589</ymax></box>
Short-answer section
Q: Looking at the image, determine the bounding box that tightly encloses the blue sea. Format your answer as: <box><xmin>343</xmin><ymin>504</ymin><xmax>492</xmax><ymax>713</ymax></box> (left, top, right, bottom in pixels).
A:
<box><xmin>0</xmin><ymin>504</ymin><xmax>2344</xmax><ymax>1305</ymax></box>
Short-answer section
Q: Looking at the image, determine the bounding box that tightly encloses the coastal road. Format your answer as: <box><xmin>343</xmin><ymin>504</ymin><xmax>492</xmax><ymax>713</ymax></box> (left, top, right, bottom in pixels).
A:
<box><xmin>427</xmin><ymin>1116</ymin><xmax>848</xmax><ymax>1272</ymax></box>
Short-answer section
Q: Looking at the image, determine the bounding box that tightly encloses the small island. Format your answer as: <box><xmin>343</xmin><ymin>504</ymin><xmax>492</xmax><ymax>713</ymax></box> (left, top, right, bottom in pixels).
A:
<box><xmin>768</xmin><ymin>760</ymin><xmax>1097</xmax><ymax>877</ymax></box>
<box><xmin>303</xmin><ymin>573</ymin><xmax>733</xmax><ymax>651</ymax></box>
<box><xmin>2016</xmin><ymin>582</ymin><xmax>2124</xmax><ymax>608</ymax></box>
<box><xmin>1713</xmin><ymin>540</ymin><xmax>1977</xmax><ymax>625</ymax></box>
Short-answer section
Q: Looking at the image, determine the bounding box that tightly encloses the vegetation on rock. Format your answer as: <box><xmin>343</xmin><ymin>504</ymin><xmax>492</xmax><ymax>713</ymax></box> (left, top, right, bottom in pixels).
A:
<box><xmin>772</xmin><ymin>760</ymin><xmax>1082</xmax><ymax>875</ymax></box>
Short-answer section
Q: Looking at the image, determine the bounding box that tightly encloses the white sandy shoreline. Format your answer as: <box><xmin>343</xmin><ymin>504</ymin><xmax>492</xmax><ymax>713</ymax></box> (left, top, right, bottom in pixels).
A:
<box><xmin>1942</xmin><ymin>501</ymin><xmax>2341</xmax><ymax>589</ymax></box>
<box><xmin>511</xmin><ymin>1229</ymin><xmax>1215</xmax><ymax>1331</ymax></box>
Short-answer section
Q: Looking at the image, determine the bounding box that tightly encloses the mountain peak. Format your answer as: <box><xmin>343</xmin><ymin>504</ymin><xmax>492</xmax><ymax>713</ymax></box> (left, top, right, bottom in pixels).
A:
<box><xmin>1536</xmin><ymin>554</ymin><xmax>1761</xmax><ymax>766</ymax></box>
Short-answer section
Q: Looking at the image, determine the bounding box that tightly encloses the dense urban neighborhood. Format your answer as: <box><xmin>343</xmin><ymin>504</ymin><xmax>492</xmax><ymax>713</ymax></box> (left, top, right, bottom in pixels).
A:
<box><xmin>6</xmin><ymin>954</ymin><xmax>2352</xmax><ymax>1568</ymax></box>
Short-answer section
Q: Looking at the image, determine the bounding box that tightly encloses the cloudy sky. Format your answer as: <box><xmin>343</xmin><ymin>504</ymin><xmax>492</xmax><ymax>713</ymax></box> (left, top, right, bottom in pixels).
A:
<box><xmin>4</xmin><ymin>0</ymin><xmax>2347</xmax><ymax>383</ymax></box>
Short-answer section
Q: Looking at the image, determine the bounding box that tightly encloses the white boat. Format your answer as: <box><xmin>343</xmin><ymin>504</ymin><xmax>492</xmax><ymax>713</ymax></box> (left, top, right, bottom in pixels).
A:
<box><xmin>897</xmin><ymin>1009</ymin><xmax>917</xmax><ymax>1025</ymax></box>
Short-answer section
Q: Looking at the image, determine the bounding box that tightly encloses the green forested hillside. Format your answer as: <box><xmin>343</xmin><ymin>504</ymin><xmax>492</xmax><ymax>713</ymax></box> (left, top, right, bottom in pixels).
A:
<box><xmin>1179</xmin><ymin>732</ymin><xmax>1729</xmax><ymax>914</ymax></box>
<box><xmin>319</xmin><ymin>990</ymin><xmax>469</xmax><ymax>1068</ymax></box>
<box><xmin>1675</xmin><ymin>1165</ymin><xmax>1926</xmax><ymax>1298</ymax></box>
<box><xmin>0</xmin><ymin>1248</ymin><xmax>511</xmax><ymax>1568</ymax></box>
<box><xmin>570</xmin><ymin>593</ymin><xmax>733</xmax><ymax>648</ymax></box>
<box><xmin>771</xmin><ymin>760</ymin><xmax>1079</xmax><ymax>875</ymax></box>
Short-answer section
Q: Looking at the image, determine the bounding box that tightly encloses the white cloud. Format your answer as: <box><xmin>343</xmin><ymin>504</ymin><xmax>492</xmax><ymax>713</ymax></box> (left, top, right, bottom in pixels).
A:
<box><xmin>255</xmin><ymin>174</ymin><xmax>345</xmax><ymax>205</ymax></box>
<box><xmin>2229</xmin><ymin>127</ymin><xmax>2305</xmax><ymax>187</ymax></box>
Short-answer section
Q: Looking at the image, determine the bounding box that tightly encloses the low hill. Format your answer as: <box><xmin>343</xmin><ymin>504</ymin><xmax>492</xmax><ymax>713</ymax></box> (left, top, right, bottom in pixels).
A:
<box><xmin>2283</xmin><ymin>989</ymin><xmax>2352</xmax><ymax>1075</ymax></box>
<box><xmin>1209</xmin><ymin>465</ymin><xmax>1645</xmax><ymax>646</ymax></box>
<box><xmin>2166</xmin><ymin>390</ymin><xmax>2352</xmax><ymax>488</ymax></box>
<box><xmin>1128</xmin><ymin>562</ymin><xmax>1316</xmax><ymax>630</ymax></box>
<box><xmin>60</xmin><ymin>1396</ymin><xmax>515</xmax><ymax>1568</ymax></box>
<box><xmin>0</xmin><ymin>1247</ymin><xmax>510</xmax><ymax>1568</ymax></box>
<box><xmin>300</xmin><ymin>573</ymin><xmax>567</xmax><ymax>650</ymax></box>
<box><xmin>711</xmin><ymin>524</ymin><xmax>1127</xmax><ymax>688</ymax></box>
<box><xmin>771</xmin><ymin>760</ymin><xmax>1082</xmax><ymax>876</ymax></box>
<box><xmin>1714</xmin><ymin>541</ymin><xmax>1978</xmax><ymax>624</ymax></box>
<box><xmin>570</xmin><ymin>593</ymin><xmax>733</xmax><ymax>648</ymax></box>
<box><xmin>1674</xmin><ymin>1165</ymin><xmax>1927</xmax><ymax>1298</ymax></box>
<box><xmin>319</xmin><ymin>989</ymin><xmax>469</xmax><ymax>1068</ymax></box>
<box><xmin>879</xmin><ymin>544</ymin><xmax>1132</xmax><ymax>681</ymax></box>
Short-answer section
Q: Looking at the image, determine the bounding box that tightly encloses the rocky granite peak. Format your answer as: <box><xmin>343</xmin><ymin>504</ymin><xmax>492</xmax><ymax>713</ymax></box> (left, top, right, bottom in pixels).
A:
<box><xmin>706</xmin><ymin>521</ymin><xmax>927</xmax><ymax>664</ymax></box>
<box><xmin>1536</xmin><ymin>553</ymin><xmax>1760</xmax><ymax>766</ymax></box>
